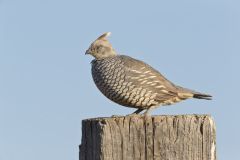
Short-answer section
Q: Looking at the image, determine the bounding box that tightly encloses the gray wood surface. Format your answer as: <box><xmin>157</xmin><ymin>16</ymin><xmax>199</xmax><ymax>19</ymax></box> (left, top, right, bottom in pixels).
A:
<box><xmin>79</xmin><ymin>115</ymin><xmax>216</xmax><ymax>160</ymax></box>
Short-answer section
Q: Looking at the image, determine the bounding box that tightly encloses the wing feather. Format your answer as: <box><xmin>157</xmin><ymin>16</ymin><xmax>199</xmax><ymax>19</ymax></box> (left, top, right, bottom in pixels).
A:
<box><xmin>119</xmin><ymin>55</ymin><xmax>180</xmax><ymax>103</ymax></box>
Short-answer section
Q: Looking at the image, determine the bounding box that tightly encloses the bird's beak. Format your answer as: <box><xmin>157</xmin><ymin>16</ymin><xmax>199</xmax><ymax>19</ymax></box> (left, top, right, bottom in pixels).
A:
<box><xmin>85</xmin><ymin>50</ymin><xmax>89</xmax><ymax>55</ymax></box>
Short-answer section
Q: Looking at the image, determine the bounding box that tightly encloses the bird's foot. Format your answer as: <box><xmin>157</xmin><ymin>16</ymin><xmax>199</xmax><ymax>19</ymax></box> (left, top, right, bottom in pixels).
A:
<box><xmin>143</xmin><ymin>112</ymin><xmax>151</xmax><ymax>118</ymax></box>
<box><xmin>111</xmin><ymin>115</ymin><xmax>123</xmax><ymax>118</ymax></box>
<box><xmin>142</xmin><ymin>106</ymin><xmax>154</xmax><ymax>117</ymax></box>
<box><xmin>125</xmin><ymin>113</ymin><xmax>142</xmax><ymax>117</ymax></box>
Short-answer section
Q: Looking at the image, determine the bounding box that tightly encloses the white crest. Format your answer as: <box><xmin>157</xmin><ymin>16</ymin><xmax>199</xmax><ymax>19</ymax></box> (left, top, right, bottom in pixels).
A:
<box><xmin>97</xmin><ymin>32</ymin><xmax>111</xmax><ymax>40</ymax></box>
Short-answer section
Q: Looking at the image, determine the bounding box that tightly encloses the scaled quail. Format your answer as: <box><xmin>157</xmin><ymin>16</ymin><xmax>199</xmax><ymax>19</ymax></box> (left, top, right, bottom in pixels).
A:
<box><xmin>85</xmin><ymin>32</ymin><xmax>212</xmax><ymax>115</ymax></box>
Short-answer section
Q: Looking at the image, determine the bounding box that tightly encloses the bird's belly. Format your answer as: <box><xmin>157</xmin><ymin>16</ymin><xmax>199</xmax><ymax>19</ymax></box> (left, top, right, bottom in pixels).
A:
<box><xmin>92</xmin><ymin>70</ymin><xmax>159</xmax><ymax>109</ymax></box>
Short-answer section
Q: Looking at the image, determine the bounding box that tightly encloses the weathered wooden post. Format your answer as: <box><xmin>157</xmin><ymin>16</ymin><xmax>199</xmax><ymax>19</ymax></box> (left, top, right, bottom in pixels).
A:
<box><xmin>79</xmin><ymin>114</ymin><xmax>216</xmax><ymax>160</ymax></box>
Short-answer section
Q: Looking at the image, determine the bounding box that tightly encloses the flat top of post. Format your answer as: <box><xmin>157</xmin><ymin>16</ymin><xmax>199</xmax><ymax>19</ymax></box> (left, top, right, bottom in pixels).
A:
<box><xmin>82</xmin><ymin>114</ymin><xmax>213</xmax><ymax>121</ymax></box>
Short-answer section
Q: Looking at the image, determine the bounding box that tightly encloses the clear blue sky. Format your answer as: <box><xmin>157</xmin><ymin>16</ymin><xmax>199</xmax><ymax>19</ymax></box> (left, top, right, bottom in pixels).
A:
<box><xmin>0</xmin><ymin>0</ymin><xmax>239</xmax><ymax>159</ymax></box>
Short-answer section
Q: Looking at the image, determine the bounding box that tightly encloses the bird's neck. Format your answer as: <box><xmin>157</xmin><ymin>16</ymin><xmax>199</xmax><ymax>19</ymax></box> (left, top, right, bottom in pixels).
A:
<box><xmin>95</xmin><ymin>51</ymin><xmax>117</xmax><ymax>60</ymax></box>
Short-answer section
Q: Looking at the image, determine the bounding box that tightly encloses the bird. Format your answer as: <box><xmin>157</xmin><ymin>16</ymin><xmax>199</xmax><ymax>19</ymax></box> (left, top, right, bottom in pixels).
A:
<box><xmin>85</xmin><ymin>32</ymin><xmax>212</xmax><ymax>115</ymax></box>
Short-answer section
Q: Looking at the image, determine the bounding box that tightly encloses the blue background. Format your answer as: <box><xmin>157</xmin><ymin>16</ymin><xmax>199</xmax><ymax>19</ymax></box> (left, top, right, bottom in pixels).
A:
<box><xmin>1</xmin><ymin>0</ymin><xmax>239</xmax><ymax>159</ymax></box>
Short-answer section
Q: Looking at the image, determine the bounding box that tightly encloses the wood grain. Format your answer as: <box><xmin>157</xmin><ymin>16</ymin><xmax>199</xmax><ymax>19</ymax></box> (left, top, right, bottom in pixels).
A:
<box><xmin>79</xmin><ymin>115</ymin><xmax>216</xmax><ymax>160</ymax></box>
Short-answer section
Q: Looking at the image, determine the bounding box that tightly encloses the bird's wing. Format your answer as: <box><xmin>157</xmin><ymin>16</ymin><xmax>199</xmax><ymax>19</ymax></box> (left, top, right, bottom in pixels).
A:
<box><xmin>119</xmin><ymin>55</ymin><xmax>180</xmax><ymax>102</ymax></box>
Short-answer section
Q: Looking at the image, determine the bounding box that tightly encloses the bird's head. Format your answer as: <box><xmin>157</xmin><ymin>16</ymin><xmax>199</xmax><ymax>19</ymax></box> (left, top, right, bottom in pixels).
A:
<box><xmin>85</xmin><ymin>32</ymin><xmax>117</xmax><ymax>59</ymax></box>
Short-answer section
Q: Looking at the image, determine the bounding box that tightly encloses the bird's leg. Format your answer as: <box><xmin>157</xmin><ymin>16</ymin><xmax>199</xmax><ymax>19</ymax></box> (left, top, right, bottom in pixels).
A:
<box><xmin>126</xmin><ymin>108</ymin><xmax>144</xmax><ymax>117</ymax></box>
<box><xmin>143</xmin><ymin>106</ymin><xmax>155</xmax><ymax>116</ymax></box>
<box><xmin>132</xmin><ymin>108</ymin><xmax>144</xmax><ymax>114</ymax></box>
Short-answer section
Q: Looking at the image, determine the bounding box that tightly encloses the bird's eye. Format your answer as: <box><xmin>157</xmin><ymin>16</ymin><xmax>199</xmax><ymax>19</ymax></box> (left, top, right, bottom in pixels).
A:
<box><xmin>97</xmin><ymin>46</ymin><xmax>105</xmax><ymax>52</ymax></box>
<box><xmin>98</xmin><ymin>45</ymin><xmax>103</xmax><ymax>49</ymax></box>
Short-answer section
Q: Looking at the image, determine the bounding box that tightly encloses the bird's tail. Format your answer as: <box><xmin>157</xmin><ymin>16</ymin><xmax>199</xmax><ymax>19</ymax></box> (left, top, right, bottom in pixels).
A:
<box><xmin>192</xmin><ymin>93</ymin><xmax>212</xmax><ymax>100</ymax></box>
<box><xmin>176</xmin><ymin>86</ymin><xmax>212</xmax><ymax>100</ymax></box>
